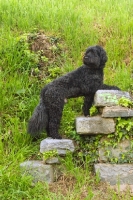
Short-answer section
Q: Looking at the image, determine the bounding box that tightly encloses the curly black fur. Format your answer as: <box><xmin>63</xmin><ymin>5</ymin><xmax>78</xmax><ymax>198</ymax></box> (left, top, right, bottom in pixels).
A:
<box><xmin>28</xmin><ymin>45</ymin><xmax>120</xmax><ymax>139</ymax></box>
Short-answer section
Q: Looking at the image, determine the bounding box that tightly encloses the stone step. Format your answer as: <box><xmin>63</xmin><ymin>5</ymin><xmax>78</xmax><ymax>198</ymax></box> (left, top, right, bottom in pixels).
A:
<box><xmin>45</xmin><ymin>157</ymin><xmax>60</xmax><ymax>164</ymax></box>
<box><xmin>40</xmin><ymin>138</ymin><xmax>75</xmax><ymax>155</ymax></box>
<box><xmin>94</xmin><ymin>163</ymin><xmax>133</xmax><ymax>186</ymax></box>
<box><xmin>20</xmin><ymin>160</ymin><xmax>64</xmax><ymax>183</ymax></box>
<box><xmin>76</xmin><ymin>116</ymin><xmax>115</xmax><ymax>134</ymax></box>
<box><xmin>94</xmin><ymin>90</ymin><xmax>131</xmax><ymax>107</ymax></box>
<box><xmin>102</xmin><ymin>106</ymin><xmax>133</xmax><ymax>117</ymax></box>
<box><xmin>20</xmin><ymin>161</ymin><xmax>54</xmax><ymax>183</ymax></box>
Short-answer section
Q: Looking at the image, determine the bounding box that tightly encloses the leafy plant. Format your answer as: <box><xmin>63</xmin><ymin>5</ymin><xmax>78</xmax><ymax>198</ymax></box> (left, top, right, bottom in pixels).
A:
<box><xmin>90</xmin><ymin>105</ymin><xmax>98</xmax><ymax>116</ymax></box>
<box><xmin>73</xmin><ymin>135</ymin><xmax>102</xmax><ymax>167</ymax></box>
<box><xmin>115</xmin><ymin>117</ymin><xmax>133</xmax><ymax>141</ymax></box>
<box><xmin>118</xmin><ymin>97</ymin><xmax>133</xmax><ymax>108</ymax></box>
<box><xmin>43</xmin><ymin>150</ymin><xmax>58</xmax><ymax>162</ymax></box>
<box><xmin>48</xmin><ymin>67</ymin><xmax>62</xmax><ymax>78</ymax></box>
<box><xmin>99</xmin><ymin>117</ymin><xmax>133</xmax><ymax>164</ymax></box>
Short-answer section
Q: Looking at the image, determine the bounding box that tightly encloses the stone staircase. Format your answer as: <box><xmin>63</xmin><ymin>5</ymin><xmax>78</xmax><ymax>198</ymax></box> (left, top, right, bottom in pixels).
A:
<box><xmin>76</xmin><ymin>90</ymin><xmax>133</xmax><ymax>191</ymax></box>
<box><xmin>20</xmin><ymin>90</ymin><xmax>133</xmax><ymax>191</ymax></box>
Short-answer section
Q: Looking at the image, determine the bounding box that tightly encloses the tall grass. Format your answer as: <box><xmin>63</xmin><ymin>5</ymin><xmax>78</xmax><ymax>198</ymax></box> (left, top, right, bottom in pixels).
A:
<box><xmin>1</xmin><ymin>0</ymin><xmax>133</xmax><ymax>199</ymax></box>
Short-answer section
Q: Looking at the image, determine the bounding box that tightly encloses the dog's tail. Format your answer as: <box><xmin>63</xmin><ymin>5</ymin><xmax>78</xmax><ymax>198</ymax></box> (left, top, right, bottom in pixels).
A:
<box><xmin>27</xmin><ymin>98</ymin><xmax>48</xmax><ymax>138</ymax></box>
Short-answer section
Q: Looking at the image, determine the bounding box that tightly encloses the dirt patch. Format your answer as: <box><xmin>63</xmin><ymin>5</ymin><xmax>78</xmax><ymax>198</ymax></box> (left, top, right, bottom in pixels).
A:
<box><xmin>28</xmin><ymin>31</ymin><xmax>60</xmax><ymax>62</ymax></box>
<box><xmin>49</xmin><ymin>173</ymin><xmax>108</xmax><ymax>199</ymax></box>
<box><xmin>49</xmin><ymin>174</ymin><xmax>76</xmax><ymax>196</ymax></box>
<box><xmin>48</xmin><ymin>173</ymin><xmax>132</xmax><ymax>199</ymax></box>
<box><xmin>26</xmin><ymin>31</ymin><xmax>65</xmax><ymax>79</ymax></box>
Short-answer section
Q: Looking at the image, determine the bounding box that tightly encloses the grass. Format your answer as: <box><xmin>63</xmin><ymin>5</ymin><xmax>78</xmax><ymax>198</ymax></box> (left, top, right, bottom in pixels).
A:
<box><xmin>0</xmin><ymin>0</ymin><xmax>133</xmax><ymax>199</ymax></box>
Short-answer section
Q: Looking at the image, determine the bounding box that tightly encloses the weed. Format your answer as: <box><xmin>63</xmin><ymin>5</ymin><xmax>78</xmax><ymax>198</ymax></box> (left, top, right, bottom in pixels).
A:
<box><xmin>43</xmin><ymin>150</ymin><xmax>58</xmax><ymax>163</ymax></box>
<box><xmin>90</xmin><ymin>105</ymin><xmax>98</xmax><ymax>116</ymax></box>
<box><xmin>118</xmin><ymin>97</ymin><xmax>133</xmax><ymax>108</ymax></box>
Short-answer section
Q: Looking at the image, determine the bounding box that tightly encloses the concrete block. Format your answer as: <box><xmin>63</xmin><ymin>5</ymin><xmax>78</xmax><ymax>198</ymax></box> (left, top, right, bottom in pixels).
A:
<box><xmin>45</xmin><ymin>157</ymin><xmax>60</xmax><ymax>164</ymax></box>
<box><xmin>94</xmin><ymin>163</ymin><xmax>133</xmax><ymax>185</ymax></box>
<box><xmin>20</xmin><ymin>160</ymin><xmax>54</xmax><ymax>183</ymax></box>
<box><xmin>102</xmin><ymin>106</ymin><xmax>133</xmax><ymax>117</ymax></box>
<box><xmin>76</xmin><ymin>116</ymin><xmax>115</xmax><ymax>134</ymax></box>
<box><xmin>40</xmin><ymin>138</ymin><xmax>75</xmax><ymax>155</ymax></box>
<box><xmin>94</xmin><ymin>90</ymin><xmax>131</xmax><ymax>107</ymax></box>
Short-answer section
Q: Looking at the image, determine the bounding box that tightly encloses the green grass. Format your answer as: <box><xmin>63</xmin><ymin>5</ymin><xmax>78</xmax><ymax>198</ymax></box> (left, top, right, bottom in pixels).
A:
<box><xmin>1</xmin><ymin>0</ymin><xmax>133</xmax><ymax>199</ymax></box>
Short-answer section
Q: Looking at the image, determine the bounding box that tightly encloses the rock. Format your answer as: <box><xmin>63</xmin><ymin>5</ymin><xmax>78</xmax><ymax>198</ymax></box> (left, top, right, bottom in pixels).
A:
<box><xmin>76</xmin><ymin>116</ymin><xmax>115</xmax><ymax>134</ymax></box>
<box><xmin>40</xmin><ymin>138</ymin><xmax>75</xmax><ymax>155</ymax></box>
<box><xmin>94</xmin><ymin>90</ymin><xmax>131</xmax><ymax>107</ymax></box>
<box><xmin>102</xmin><ymin>106</ymin><xmax>133</xmax><ymax>117</ymax></box>
<box><xmin>20</xmin><ymin>160</ymin><xmax>54</xmax><ymax>183</ymax></box>
<box><xmin>99</xmin><ymin>139</ymin><xmax>131</xmax><ymax>162</ymax></box>
<box><xmin>45</xmin><ymin>157</ymin><xmax>60</xmax><ymax>164</ymax></box>
<box><xmin>94</xmin><ymin>163</ymin><xmax>133</xmax><ymax>185</ymax></box>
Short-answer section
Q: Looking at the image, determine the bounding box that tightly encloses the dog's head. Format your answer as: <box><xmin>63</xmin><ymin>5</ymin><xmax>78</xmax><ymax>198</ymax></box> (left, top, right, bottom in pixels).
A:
<box><xmin>83</xmin><ymin>45</ymin><xmax>107</xmax><ymax>69</ymax></box>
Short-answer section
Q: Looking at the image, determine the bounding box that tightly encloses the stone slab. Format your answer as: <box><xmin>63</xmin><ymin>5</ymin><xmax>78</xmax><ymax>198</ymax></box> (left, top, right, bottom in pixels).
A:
<box><xmin>94</xmin><ymin>90</ymin><xmax>131</xmax><ymax>107</ymax></box>
<box><xmin>45</xmin><ymin>157</ymin><xmax>60</xmax><ymax>164</ymax></box>
<box><xmin>40</xmin><ymin>138</ymin><xmax>75</xmax><ymax>155</ymax></box>
<box><xmin>102</xmin><ymin>106</ymin><xmax>133</xmax><ymax>117</ymax></box>
<box><xmin>99</xmin><ymin>139</ymin><xmax>131</xmax><ymax>162</ymax></box>
<box><xmin>20</xmin><ymin>160</ymin><xmax>54</xmax><ymax>183</ymax></box>
<box><xmin>94</xmin><ymin>163</ymin><xmax>133</xmax><ymax>185</ymax></box>
<box><xmin>76</xmin><ymin>116</ymin><xmax>115</xmax><ymax>134</ymax></box>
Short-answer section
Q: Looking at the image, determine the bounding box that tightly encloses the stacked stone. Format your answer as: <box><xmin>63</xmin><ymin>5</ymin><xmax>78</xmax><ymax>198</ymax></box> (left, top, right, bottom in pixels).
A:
<box><xmin>20</xmin><ymin>138</ymin><xmax>75</xmax><ymax>183</ymax></box>
<box><xmin>76</xmin><ymin>90</ymin><xmax>133</xmax><ymax>191</ymax></box>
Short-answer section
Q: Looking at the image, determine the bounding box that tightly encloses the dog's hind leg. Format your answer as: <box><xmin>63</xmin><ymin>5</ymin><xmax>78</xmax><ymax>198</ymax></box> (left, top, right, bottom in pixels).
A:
<box><xmin>47</xmin><ymin>103</ymin><xmax>64</xmax><ymax>139</ymax></box>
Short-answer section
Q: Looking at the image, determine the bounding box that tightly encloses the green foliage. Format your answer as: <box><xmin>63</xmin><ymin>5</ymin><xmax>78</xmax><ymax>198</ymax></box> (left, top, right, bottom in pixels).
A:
<box><xmin>95</xmin><ymin>170</ymin><xmax>101</xmax><ymax>185</ymax></box>
<box><xmin>115</xmin><ymin>117</ymin><xmax>133</xmax><ymax>141</ymax></box>
<box><xmin>118</xmin><ymin>97</ymin><xmax>133</xmax><ymax>108</ymax></box>
<box><xmin>100</xmin><ymin>117</ymin><xmax>133</xmax><ymax>164</ymax></box>
<box><xmin>1</xmin><ymin>35</ymin><xmax>38</xmax><ymax>73</ymax></box>
<box><xmin>48</xmin><ymin>67</ymin><xmax>62</xmax><ymax>78</ymax></box>
<box><xmin>43</xmin><ymin>150</ymin><xmax>58</xmax><ymax>161</ymax></box>
<box><xmin>73</xmin><ymin>135</ymin><xmax>102</xmax><ymax>167</ymax></box>
<box><xmin>90</xmin><ymin>105</ymin><xmax>98</xmax><ymax>116</ymax></box>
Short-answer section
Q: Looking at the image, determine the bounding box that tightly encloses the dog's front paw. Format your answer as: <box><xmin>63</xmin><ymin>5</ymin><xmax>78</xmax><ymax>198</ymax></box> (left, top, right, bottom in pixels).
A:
<box><xmin>84</xmin><ymin>114</ymin><xmax>89</xmax><ymax>117</ymax></box>
<box><xmin>49</xmin><ymin>134</ymin><xmax>62</xmax><ymax>139</ymax></box>
<box><xmin>55</xmin><ymin>135</ymin><xmax>62</xmax><ymax>139</ymax></box>
<box><xmin>83</xmin><ymin>111</ymin><xmax>90</xmax><ymax>117</ymax></box>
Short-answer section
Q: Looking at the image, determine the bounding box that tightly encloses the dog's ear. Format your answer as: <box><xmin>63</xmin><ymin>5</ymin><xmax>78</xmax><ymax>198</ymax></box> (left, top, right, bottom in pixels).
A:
<box><xmin>96</xmin><ymin>45</ymin><xmax>108</xmax><ymax>67</ymax></box>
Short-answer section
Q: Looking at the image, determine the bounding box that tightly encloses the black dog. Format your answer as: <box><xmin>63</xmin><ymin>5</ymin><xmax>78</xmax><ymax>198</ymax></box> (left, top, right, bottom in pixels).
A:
<box><xmin>28</xmin><ymin>45</ymin><xmax>120</xmax><ymax>139</ymax></box>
